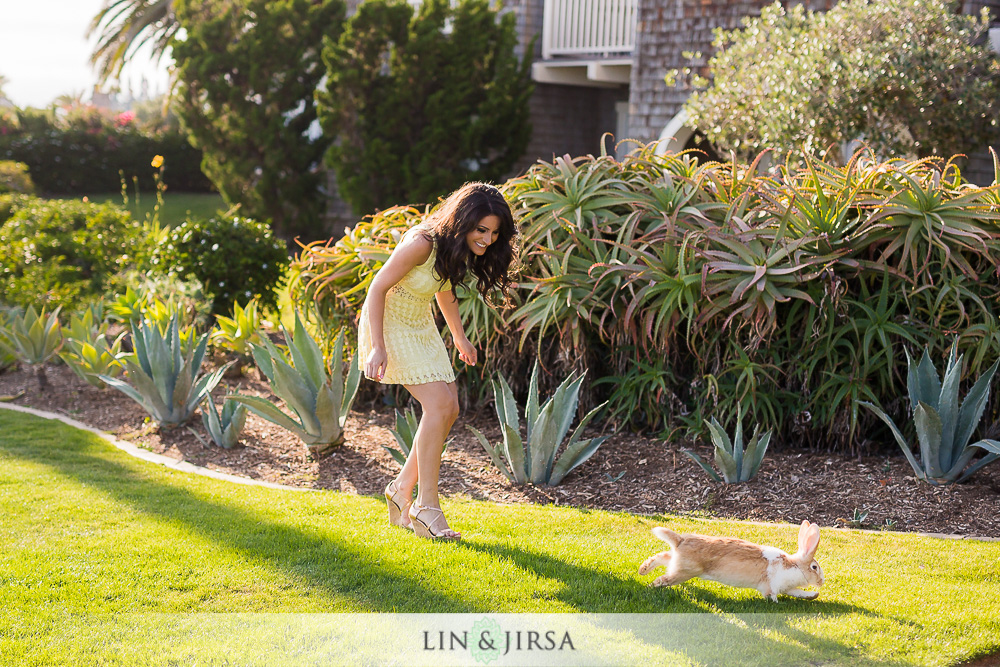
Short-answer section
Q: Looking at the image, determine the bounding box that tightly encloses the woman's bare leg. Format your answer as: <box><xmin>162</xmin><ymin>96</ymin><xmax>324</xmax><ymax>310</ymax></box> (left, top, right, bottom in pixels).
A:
<box><xmin>395</xmin><ymin>381</ymin><xmax>460</xmax><ymax>536</ymax></box>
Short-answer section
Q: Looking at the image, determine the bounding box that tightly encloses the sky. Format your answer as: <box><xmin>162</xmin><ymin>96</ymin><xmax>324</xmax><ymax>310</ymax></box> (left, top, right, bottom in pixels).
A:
<box><xmin>0</xmin><ymin>0</ymin><xmax>171</xmax><ymax>108</ymax></box>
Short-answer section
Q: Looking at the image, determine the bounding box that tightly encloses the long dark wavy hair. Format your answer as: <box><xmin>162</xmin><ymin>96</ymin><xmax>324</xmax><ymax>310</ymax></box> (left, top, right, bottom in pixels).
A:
<box><xmin>419</xmin><ymin>182</ymin><xmax>518</xmax><ymax>303</ymax></box>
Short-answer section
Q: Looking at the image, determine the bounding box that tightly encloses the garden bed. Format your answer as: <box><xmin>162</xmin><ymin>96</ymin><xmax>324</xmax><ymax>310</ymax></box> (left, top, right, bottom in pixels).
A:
<box><xmin>2</xmin><ymin>361</ymin><xmax>998</xmax><ymax>538</ymax></box>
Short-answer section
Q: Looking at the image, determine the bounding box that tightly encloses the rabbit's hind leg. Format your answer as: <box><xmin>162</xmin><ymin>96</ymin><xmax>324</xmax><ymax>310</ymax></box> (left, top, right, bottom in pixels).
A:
<box><xmin>638</xmin><ymin>551</ymin><xmax>672</xmax><ymax>576</ymax></box>
<box><xmin>651</xmin><ymin>560</ymin><xmax>700</xmax><ymax>588</ymax></box>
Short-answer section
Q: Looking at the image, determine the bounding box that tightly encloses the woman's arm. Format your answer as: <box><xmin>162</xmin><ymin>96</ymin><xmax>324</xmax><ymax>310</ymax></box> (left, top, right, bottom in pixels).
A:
<box><xmin>362</xmin><ymin>232</ymin><xmax>433</xmax><ymax>379</ymax></box>
<box><xmin>436</xmin><ymin>290</ymin><xmax>477</xmax><ymax>367</ymax></box>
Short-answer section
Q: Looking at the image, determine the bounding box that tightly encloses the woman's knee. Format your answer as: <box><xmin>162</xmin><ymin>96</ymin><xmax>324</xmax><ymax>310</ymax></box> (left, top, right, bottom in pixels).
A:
<box><xmin>414</xmin><ymin>388</ymin><xmax>459</xmax><ymax>425</ymax></box>
<box><xmin>426</xmin><ymin>395</ymin><xmax>459</xmax><ymax>425</ymax></box>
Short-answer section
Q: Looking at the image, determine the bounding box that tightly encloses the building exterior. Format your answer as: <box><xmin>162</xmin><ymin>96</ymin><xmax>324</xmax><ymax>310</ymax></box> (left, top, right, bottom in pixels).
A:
<box><xmin>518</xmin><ymin>0</ymin><xmax>1000</xmax><ymax>182</ymax></box>
<box><xmin>327</xmin><ymin>0</ymin><xmax>1000</xmax><ymax>230</ymax></box>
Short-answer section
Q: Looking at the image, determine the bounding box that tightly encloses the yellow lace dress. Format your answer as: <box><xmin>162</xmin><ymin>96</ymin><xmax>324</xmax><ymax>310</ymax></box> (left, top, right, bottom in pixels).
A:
<box><xmin>357</xmin><ymin>242</ymin><xmax>456</xmax><ymax>385</ymax></box>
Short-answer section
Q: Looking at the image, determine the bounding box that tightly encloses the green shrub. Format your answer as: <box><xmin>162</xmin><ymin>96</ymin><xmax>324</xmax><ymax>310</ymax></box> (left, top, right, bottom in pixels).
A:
<box><xmin>154</xmin><ymin>215</ymin><xmax>289</xmax><ymax>315</ymax></box>
<box><xmin>318</xmin><ymin>0</ymin><xmax>532</xmax><ymax>215</ymax></box>
<box><xmin>0</xmin><ymin>161</ymin><xmax>34</xmax><ymax>194</ymax></box>
<box><xmin>0</xmin><ymin>193</ymin><xmax>35</xmax><ymax>226</ymax></box>
<box><xmin>677</xmin><ymin>0</ymin><xmax>1000</xmax><ymax>160</ymax></box>
<box><xmin>294</xmin><ymin>144</ymin><xmax>1000</xmax><ymax>456</ymax></box>
<box><xmin>0</xmin><ymin>107</ymin><xmax>210</xmax><ymax>194</ymax></box>
<box><xmin>0</xmin><ymin>198</ymin><xmax>149</xmax><ymax>312</ymax></box>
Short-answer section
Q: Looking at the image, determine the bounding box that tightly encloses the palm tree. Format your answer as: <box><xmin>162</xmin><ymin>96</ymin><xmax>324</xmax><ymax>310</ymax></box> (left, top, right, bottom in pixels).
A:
<box><xmin>87</xmin><ymin>0</ymin><xmax>179</xmax><ymax>86</ymax></box>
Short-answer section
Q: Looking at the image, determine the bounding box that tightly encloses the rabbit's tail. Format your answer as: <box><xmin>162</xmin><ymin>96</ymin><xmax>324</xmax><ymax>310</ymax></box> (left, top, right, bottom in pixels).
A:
<box><xmin>651</xmin><ymin>527</ymin><xmax>683</xmax><ymax>548</ymax></box>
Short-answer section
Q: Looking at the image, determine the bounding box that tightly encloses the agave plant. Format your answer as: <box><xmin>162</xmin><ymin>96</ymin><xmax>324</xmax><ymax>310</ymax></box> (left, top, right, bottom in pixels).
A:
<box><xmin>0</xmin><ymin>305</ymin><xmax>63</xmax><ymax>389</ymax></box>
<box><xmin>201</xmin><ymin>395</ymin><xmax>247</xmax><ymax>449</ymax></box>
<box><xmin>860</xmin><ymin>343</ymin><xmax>1000</xmax><ymax>485</ymax></box>
<box><xmin>228</xmin><ymin>314</ymin><xmax>361</xmax><ymax>457</ymax></box>
<box><xmin>468</xmin><ymin>363</ymin><xmax>610</xmax><ymax>486</ymax></box>
<box><xmin>60</xmin><ymin>308</ymin><xmax>127</xmax><ymax>388</ymax></box>
<box><xmin>684</xmin><ymin>415</ymin><xmax>773</xmax><ymax>483</ymax></box>
<box><xmin>99</xmin><ymin>316</ymin><xmax>230</xmax><ymax>428</ymax></box>
<box><xmin>383</xmin><ymin>405</ymin><xmax>420</xmax><ymax>466</ymax></box>
<box><xmin>210</xmin><ymin>297</ymin><xmax>264</xmax><ymax>357</ymax></box>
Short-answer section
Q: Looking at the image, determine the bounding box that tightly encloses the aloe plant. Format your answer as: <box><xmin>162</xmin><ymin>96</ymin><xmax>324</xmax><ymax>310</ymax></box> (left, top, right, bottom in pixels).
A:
<box><xmin>860</xmin><ymin>343</ymin><xmax>1000</xmax><ymax>485</ymax></box>
<box><xmin>0</xmin><ymin>306</ymin><xmax>63</xmax><ymax>389</ymax></box>
<box><xmin>684</xmin><ymin>416</ymin><xmax>773</xmax><ymax>483</ymax></box>
<box><xmin>228</xmin><ymin>314</ymin><xmax>360</xmax><ymax>457</ymax></box>
<box><xmin>468</xmin><ymin>363</ymin><xmax>610</xmax><ymax>486</ymax></box>
<box><xmin>201</xmin><ymin>395</ymin><xmax>247</xmax><ymax>449</ymax></box>
<box><xmin>99</xmin><ymin>316</ymin><xmax>230</xmax><ymax>428</ymax></box>
<box><xmin>60</xmin><ymin>308</ymin><xmax>127</xmax><ymax>388</ymax></box>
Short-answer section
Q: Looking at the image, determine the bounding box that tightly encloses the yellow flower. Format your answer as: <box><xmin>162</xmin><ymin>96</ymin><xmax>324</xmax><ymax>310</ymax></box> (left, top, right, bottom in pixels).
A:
<box><xmin>151</xmin><ymin>155</ymin><xmax>164</xmax><ymax>169</ymax></box>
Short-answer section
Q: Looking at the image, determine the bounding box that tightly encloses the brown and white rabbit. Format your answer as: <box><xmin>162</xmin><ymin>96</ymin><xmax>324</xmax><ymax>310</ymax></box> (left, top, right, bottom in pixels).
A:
<box><xmin>638</xmin><ymin>520</ymin><xmax>824</xmax><ymax>601</ymax></box>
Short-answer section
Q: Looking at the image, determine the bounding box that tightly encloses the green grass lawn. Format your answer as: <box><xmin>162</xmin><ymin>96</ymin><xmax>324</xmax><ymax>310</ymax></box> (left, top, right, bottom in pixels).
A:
<box><xmin>60</xmin><ymin>192</ymin><xmax>228</xmax><ymax>227</ymax></box>
<box><xmin>1</xmin><ymin>408</ymin><xmax>997</xmax><ymax>666</ymax></box>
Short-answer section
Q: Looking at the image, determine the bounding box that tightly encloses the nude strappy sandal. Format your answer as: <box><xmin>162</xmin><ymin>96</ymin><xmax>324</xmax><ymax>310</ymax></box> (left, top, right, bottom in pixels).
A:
<box><xmin>408</xmin><ymin>504</ymin><xmax>461</xmax><ymax>541</ymax></box>
<box><xmin>385</xmin><ymin>481</ymin><xmax>413</xmax><ymax>530</ymax></box>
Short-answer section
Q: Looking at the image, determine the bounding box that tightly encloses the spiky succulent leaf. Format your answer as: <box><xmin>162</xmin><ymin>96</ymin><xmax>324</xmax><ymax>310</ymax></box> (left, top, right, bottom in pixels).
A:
<box><xmin>713</xmin><ymin>437</ymin><xmax>740</xmax><ymax>483</ymax></box>
<box><xmin>269</xmin><ymin>354</ymin><xmax>321</xmax><ymax>434</ymax></box>
<box><xmin>956</xmin><ymin>452</ymin><xmax>1000</xmax><ymax>483</ymax></box>
<box><xmin>683</xmin><ymin>450</ymin><xmax>724</xmax><ymax>483</ymax></box>
<box><xmin>250</xmin><ymin>341</ymin><xmax>277</xmax><ymax>382</ymax></box>
<box><xmin>859</xmin><ymin>401</ymin><xmax>927</xmax><ymax>481</ymax></box>
<box><xmin>342</xmin><ymin>354</ymin><xmax>361</xmax><ymax>419</ymax></box>
<box><xmin>549</xmin><ymin>435</ymin><xmax>609</xmax><ymax>486</ymax></box>
<box><xmin>502</xmin><ymin>422</ymin><xmax>527</xmax><ymax>485</ymax></box>
<box><xmin>936</xmin><ymin>350</ymin><xmax>963</xmax><ymax>471</ymax></box>
<box><xmin>914</xmin><ymin>401</ymin><xmax>944</xmax><ymax>481</ymax></box>
<box><xmin>467</xmin><ymin>425</ymin><xmax>515</xmax><ymax>483</ymax></box>
<box><xmin>954</xmin><ymin>359</ymin><xmax>999</xmax><ymax>465</ymax></box>
<box><xmin>525</xmin><ymin>362</ymin><xmax>540</xmax><ymax>443</ymax></box>
<box><xmin>0</xmin><ymin>305</ymin><xmax>63</xmax><ymax>365</ymax></box>
<box><xmin>732</xmin><ymin>417</ymin><xmax>745</xmax><ymax>477</ymax></box>
<box><xmin>288</xmin><ymin>311</ymin><xmax>325</xmax><ymax>394</ymax></box>
<box><xmin>241</xmin><ymin>320</ymin><xmax>358</xmax><ymax>450</ymax></box>
<box><xmin>908</xmin><ymin>348</ymin><xmax>941</xmax><ymax>411</ymax></box>
<box><xmin>227</xmin><ymin>393</ymin><xmax>307</xmax><ymax>440</ymax></box>
<box><xmin>747</xmin><ymin>429</ymin><xmax>773</xmax><ymax>479</ymax></box>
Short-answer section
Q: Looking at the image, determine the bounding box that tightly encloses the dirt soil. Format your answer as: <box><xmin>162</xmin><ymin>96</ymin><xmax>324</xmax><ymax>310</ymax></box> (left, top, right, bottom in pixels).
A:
<box><xmin>2</xmin><ymin>360</ymin><xmax>999</xmax><ymax>538</ymax></box>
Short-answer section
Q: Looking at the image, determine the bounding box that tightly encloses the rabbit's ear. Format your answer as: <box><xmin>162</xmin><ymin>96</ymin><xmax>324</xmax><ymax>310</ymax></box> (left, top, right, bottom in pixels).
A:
<box><xmin>799</xmin><ymin>522</ymin><xmax>820</xmax><ymax>558</ymax></box>
<box><xmin>797</xmin><ymin>520</ymin><xmax>810</xmax><ymax>547</ymax></box>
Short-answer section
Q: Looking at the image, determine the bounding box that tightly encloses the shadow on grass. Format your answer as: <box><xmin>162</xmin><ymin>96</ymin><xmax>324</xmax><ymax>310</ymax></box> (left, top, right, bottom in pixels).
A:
<box><xmin>0</xmin><ymin>410</ymin><xmax>923</xmax><ymax>665</ymax></box>
<box><xmin>1</xmin><ymin>413</ymin><xmax>482</xmax><ymax>613</ymax></box>
<box><xmin>457</xmin><ymin>540</ymin><xmax>914</xmax><ymax>666</ymax></box>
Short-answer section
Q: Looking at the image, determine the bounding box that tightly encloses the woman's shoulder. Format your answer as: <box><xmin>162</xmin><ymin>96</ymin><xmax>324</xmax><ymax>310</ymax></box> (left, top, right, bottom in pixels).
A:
<box><xmin>394</xmin><ymin>227</ymin><xmax>434</xmax><ymax>263</ymax></box>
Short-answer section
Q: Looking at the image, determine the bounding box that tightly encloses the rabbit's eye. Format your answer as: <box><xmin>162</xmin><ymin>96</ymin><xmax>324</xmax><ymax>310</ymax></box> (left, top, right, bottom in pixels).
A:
<box><xmin>811</xmin><ymin>564</ymin><xmax>818</xmax><ymax>570</ymax></box>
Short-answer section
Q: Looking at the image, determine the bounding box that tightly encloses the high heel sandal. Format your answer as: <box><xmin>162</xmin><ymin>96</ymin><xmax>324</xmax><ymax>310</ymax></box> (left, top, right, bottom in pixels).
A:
<box><xmin>385</xmin><ymin>481</ymin><xmax>413</xmax><ymax>530</ymax></box>
<box><xmin>408</xmin><ymin>504</ymin><xmax>461</xmax><ymax>541</ymax></box>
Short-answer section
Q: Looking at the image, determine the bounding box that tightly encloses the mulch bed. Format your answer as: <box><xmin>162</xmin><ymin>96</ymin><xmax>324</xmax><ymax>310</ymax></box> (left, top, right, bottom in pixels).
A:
<box><xmin>2</xmin><ymin>361</ymin><xmax>999</xmax><ymax>538</ymax></box>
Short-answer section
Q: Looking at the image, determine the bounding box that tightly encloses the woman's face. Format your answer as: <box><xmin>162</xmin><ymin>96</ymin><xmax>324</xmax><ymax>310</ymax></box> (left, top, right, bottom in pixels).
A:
<box><xmin>465</xmin><ymin>214</ymin><xmax>501</xmax><ymax>257</ymax></box>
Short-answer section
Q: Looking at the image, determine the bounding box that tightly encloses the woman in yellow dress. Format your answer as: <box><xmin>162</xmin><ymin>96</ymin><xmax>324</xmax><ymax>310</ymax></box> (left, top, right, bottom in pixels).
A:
<box><xmin>358</xmin><ymin>183</ymin><xmax>517</xmax><ymax>540</ymax></box>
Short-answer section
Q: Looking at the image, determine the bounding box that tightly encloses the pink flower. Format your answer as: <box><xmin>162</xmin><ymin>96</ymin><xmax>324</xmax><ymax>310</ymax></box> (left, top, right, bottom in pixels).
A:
<box><xmin>116</xmin><ymin>111</ymin><xmax>136</xmax><ymax>127</ymax></box>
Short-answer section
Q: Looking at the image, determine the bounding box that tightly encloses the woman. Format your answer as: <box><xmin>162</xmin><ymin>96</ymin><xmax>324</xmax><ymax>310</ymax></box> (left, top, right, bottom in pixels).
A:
<box><xmin>358</xmin><ymin>182</ymin><xmax>517</xmax><ymax>540</ymax></box>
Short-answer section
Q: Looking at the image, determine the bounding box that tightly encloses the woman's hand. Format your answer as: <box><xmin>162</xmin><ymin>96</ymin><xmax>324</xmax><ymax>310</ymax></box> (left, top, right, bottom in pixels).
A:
<box><xmin>365</xmin><ymin>346</ymin><xmax>388</xmax><ymax>381</ymax></box>
<box><xmin>455</xmin><ymin>335</ymin><xmax>478</xmax><ymax>367</ymax></box>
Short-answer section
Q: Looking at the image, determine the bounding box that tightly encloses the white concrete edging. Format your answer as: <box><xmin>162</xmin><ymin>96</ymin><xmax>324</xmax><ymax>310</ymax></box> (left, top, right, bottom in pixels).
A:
<box><xmin>0</xmin><ymin>402</ymin><xmax>313</xmax><ymax>493</ymax></box>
